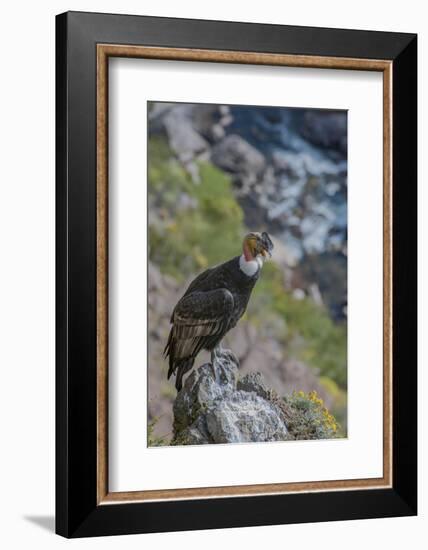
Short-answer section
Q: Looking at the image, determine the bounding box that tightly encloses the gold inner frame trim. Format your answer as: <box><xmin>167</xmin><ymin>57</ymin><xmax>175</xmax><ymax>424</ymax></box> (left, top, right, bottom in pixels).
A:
<box><xmin>96</xmin><ymin>44</ymin><xmax>393</xmax><ymax>505</ymax></box>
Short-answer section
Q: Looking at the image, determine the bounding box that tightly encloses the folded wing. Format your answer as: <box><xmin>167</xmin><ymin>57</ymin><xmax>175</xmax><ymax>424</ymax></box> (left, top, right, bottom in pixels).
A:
<box><xmin>165</xmin><ymin>288</ymin><xmax>234</xmax><ymax>377</ymax></box>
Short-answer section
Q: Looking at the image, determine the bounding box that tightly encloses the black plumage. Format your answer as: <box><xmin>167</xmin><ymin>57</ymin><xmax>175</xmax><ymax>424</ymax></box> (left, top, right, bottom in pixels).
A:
<box><xmin>164</xmin><ymin>232</ymin><xmax>273</xmax><ymax>391</ymax></box>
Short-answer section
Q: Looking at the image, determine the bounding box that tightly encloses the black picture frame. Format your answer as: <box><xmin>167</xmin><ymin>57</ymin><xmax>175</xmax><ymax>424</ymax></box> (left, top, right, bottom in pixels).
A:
<box><xmin>56</xmin><ymin>11</ymin><xmax>417</xmax><ymax>538</ymax></box>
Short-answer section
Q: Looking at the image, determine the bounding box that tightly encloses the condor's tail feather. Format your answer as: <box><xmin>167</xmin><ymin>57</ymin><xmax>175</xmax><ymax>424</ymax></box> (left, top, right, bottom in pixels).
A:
<box><xmin>173</xmin><ymin>358</ymin><xmax>195</xmax><ymax>392</ymax></box>
<box><xmin>166</xmin><ymin>354</ymin><xmax>194</xmax><ymax>392</ymax></box>
<box><xmin>164</xmin><ymin>329</ymin><xmax>173</xmax><ymax>360</ymax></box>
<box><xmin>164</xmin><ymin>330</ymin><xmax>174</xmax><ymax>379</ymax></box>
<box><xmin>164</xmin><ymin>328</ymin><xmax>194</xmax><ymax>391</ymax></box>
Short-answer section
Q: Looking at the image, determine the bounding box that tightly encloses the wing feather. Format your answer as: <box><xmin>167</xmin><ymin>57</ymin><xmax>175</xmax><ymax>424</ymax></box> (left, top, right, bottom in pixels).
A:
<box><xmin>167</xmin><ymin>288</ymin><xmax>234</xmax><ymax>362</ymax></box>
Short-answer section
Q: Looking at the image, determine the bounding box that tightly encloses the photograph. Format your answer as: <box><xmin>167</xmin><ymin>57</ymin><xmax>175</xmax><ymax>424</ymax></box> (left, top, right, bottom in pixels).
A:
<box><xmin>147</xmin><ymin>101</ymin><xmax>348</xmax><ymax>446</ymax></box>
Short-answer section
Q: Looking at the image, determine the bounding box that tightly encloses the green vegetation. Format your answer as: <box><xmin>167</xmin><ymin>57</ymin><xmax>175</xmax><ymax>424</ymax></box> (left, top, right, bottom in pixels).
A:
<box><xmin>250</xmin><ymin>261</ymin><xmax>347</xmax><ymax>389</ymax></box>
<box><xmin>148</xmin><ymin>136</ymin><xmax>347</xmax><ymax>421</ymax></box>
<box><xmin>282</xmin><ymin>390</ymin><xmax>340</xmax><ymax>440</ymax></box>
<box><xmin>149</xmin><ymin>137</ymin><xmax>244</xmax><ymax>280</ymax></box>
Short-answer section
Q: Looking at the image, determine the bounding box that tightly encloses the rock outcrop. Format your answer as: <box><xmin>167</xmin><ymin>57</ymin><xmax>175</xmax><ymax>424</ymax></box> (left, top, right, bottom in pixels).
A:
<box><xmin>172</xmin><ymin>348</ymin><xmax>290</xmax><ymax>445</ymax></box>
<box><xmin>171</xmin><ymin>349</ymin><xmax>340</xmax><ymax>446</ymax></box>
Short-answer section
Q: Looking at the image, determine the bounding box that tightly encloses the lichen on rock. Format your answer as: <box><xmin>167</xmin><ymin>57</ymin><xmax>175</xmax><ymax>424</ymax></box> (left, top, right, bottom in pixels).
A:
<box><xmin>205</xmin><ymin>391</ymin><xmax>289</xmax><ymax>443</ymax></box>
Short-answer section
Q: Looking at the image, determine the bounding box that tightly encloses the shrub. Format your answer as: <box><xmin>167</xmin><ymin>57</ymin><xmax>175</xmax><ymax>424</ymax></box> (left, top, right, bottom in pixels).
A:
<box><xmin>282</xmin><ymin>390</ymin><xmax>340</xmax><ymax>440</ymax></box>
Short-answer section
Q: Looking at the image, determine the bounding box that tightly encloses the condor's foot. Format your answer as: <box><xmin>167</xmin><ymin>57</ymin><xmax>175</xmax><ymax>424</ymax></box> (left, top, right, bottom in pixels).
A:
<box><xmin>210</xmin><ymin>345</ymin><xmax>239</xmax><ymax>369</ymax></box>
<box><xmin>210</xmin><ymin>344</ymin><xmax>222</xmax><ymax>364</ymax></box>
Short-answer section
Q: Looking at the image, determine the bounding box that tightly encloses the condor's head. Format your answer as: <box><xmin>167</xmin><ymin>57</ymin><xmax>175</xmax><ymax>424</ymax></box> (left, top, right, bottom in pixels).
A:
<box><xmin>242</xmin><ymin>231</ymin><xmax>274</xmax><ymax>262</ymax></box>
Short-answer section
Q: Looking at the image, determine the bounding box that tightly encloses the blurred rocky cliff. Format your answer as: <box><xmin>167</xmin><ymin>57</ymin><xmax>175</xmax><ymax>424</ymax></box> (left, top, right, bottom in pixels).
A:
<box><xmin>147</xmin><ymin>102</ymin><xmax>348</xmax><ymax>444</ymax></box>
<box><xmin>149</xmin><ymin>103</ymin><xmax>347</xmax><ymax>320</ymax></box>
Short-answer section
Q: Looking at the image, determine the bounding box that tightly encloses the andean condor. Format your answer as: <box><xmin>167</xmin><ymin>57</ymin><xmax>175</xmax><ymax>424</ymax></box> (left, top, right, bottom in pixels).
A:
<box><xmin>164</xmin><ymin>231</ymin><xmax>274</xmax><ymax>391</ymax></box>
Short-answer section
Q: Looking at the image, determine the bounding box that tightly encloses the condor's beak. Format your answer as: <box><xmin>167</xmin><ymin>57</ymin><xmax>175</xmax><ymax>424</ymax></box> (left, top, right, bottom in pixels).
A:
<box><xmin>260</xmin><ymin>232</ymin><xmax>273</xmax><ymax>258</ymax></box>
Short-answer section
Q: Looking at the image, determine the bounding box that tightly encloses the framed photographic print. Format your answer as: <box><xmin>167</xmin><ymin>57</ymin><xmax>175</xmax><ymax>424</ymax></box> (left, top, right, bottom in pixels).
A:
<box><xmin>56</xmin><ymin>11</ymin><xmax>417</xmax><ymax>538</ymax></box>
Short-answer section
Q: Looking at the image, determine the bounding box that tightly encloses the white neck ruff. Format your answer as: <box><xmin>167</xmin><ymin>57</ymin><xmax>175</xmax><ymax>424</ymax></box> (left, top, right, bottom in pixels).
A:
<box><xmin>239</xmin><ymin>254</ymin><xmax>264</xmax><ymax>277</ymax></box>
